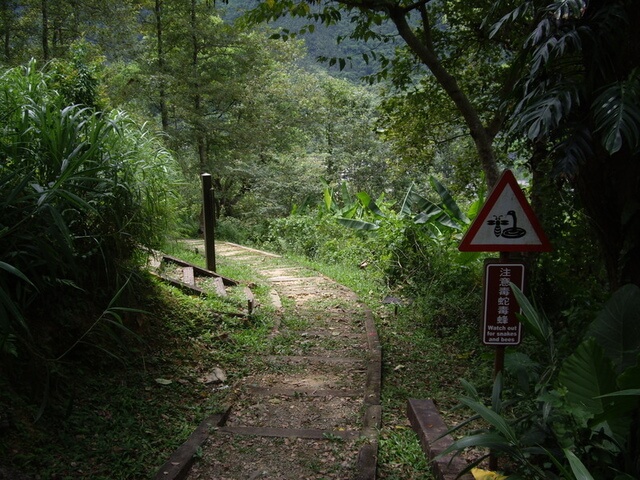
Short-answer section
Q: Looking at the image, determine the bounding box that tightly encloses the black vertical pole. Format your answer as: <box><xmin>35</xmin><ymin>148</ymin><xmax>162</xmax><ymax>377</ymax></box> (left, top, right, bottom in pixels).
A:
<box><xmin>201</xmin><ymin>173</ymin><xmax>216</xmax><ymax>272</ymax></box>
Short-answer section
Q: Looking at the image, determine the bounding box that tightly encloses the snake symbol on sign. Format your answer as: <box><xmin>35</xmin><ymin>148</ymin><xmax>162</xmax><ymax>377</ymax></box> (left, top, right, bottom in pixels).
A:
<box><xmin>487</xmin><ymin>210</ymin><xmax>527</xmax><ymax>239</ymax></box>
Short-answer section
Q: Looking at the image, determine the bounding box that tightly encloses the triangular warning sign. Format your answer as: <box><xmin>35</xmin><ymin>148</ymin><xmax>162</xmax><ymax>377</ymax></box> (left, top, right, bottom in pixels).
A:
<box><xmin>459</xmin><ymin>170</ymin><xmax>552</xmax><ymax>252</ymax></box>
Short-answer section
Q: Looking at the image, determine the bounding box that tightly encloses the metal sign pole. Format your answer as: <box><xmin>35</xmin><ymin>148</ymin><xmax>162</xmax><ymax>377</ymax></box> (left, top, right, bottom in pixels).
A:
<box><xmin>201</xmin><ymin>173</ymin><xmax>216</xmax><ymax>272</ymax></box>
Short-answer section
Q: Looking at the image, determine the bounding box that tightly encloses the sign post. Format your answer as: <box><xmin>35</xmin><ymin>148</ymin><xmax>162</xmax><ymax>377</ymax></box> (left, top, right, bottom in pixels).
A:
<box><xmin>459</xmin><ymin>170</ymin><xmax>551</xmax><ymax>471</ymax></box>
<box><xmin>201</xmin><ymin>173</ymin><xmax>217</xmax><ymax>272</ymax></box>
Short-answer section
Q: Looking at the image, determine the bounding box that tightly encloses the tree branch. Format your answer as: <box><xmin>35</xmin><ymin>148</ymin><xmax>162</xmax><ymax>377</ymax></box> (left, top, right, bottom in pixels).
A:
<box><xmin>385</xmin><ymin>3</ymin><xmax>499</xmax><ymax>186</ymax></box>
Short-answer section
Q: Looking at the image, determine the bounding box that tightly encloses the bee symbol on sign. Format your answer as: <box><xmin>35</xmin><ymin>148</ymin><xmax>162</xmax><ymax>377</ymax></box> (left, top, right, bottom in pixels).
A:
<box><xmin>487</xmin><ymin>215</ymin><xmax>509</xmax><ymax>237</ymax></box>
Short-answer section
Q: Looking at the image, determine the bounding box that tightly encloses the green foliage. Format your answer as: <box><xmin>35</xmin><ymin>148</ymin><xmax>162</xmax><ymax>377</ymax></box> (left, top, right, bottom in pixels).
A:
<box><xmin>444</xmin><ymin>284</ymin><xmax>640</xmax><ymax>479</ymax></box>
<box><xmin>0</xmin><ymin>62</ymin><xmax>178</xmax><ymax>362</ymax></box>
<box><xmin>495</xmin><ymin>0</ymin><xmax>640</xmax><ymax>289</ymax></box>
<box><xmin>257</xmin><ymin>178</ymin><xmax>484</xmax><ymax>334</ymax></box>
<box><xmin>0</xmin><ymin>274</ymin><xmax>272</xmax><ymax>479</ymax></box>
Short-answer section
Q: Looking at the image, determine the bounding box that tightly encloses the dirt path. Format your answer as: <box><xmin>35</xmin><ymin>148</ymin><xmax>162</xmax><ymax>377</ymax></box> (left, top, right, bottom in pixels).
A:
<box><xmin>167</xmin><ymin>242</ymin><xmax>382</xmax><ymax>479</ymax></box>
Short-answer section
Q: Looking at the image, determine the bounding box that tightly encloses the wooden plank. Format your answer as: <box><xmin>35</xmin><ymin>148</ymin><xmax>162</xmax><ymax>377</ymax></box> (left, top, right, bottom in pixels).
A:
<box><xmin>153</xmin><ymin>409</ymin><xmax>230</xmax><ymax>480</ymax></box>
<box><xmin>162</xmin><ymin>255</ymin><xmax>238</xmax><ymax>286</ymax></box>
<box><xmin>222</xmin><ymin>242</ymin><xmax>281</xmax><ymax>258</ymax></box>
<box><xmin>356</xmin><ymin>443</ymin><xmax>378</xmax><ymax>480</ymax></box>
<box><xmin>220</xmin><ymin>426</ymin><xmax>359</xmax><ymax>440</ymax></box>
<box><xmin>213</xmin><ymin>276</ymin><xmax>227</xmax><ymax>297</ymax></box>
<box><xmin>269</xmin><ymin>289</ymin><xmax>282</xmax><ymax>310</ymax></box>
<box><xmin>407</xmin><ymin>399</ymin><xmax>474</xmax><ymax>480</ymax></box>
<box><xmin>245</xmin><ymin>286</ymin><xmax>255</xmax><ymax>314</ymax></box>
<box><xmin>261</xmin><ymin>355</ymin><xmax>363</xmax><ymax>365</ymax></box>
<box><xmin>182</xmin><ymin>266</ymin><xmax>195</xmax><ymax>286</ymax></box>
<box><xmin>151</xmin><ymin>272</ymin><xmax>206</xmax><ymax>297</ymax></box>
<box><xmin>245</xmin><ymin>385</ymin><xmax>362</xmax><ymax>398</ymax></box>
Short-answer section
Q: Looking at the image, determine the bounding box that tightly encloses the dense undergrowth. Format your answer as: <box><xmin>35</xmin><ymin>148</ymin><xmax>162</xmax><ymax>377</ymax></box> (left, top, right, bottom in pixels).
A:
<box><xmin>0</xmin><ymin>252</ymin><xmax>276</xmax><ymax>479</ymax></box>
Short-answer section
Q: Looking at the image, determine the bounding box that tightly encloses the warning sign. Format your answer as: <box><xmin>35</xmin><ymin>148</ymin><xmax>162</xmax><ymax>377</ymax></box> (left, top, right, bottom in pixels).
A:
<box><xmin>459</xmin><ymin>170</ymin><xmax>551</xmax><ymax>252</ymax></box>
<box><xmin>483</xmin><ymin>262</ymin><xmax>525</xmax><ymax>346</ymax></box>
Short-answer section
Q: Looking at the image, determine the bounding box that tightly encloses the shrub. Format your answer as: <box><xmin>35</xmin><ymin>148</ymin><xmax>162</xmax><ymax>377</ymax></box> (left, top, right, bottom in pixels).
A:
<box><xmin>0</xmin><ymin>61</ymin><xmax>178</xmax><ymax>364</ymax></box>
<box><xmin>444</xmin><ymin>284</ymin><xmax>640</xmax><ymax>479</ymax></box>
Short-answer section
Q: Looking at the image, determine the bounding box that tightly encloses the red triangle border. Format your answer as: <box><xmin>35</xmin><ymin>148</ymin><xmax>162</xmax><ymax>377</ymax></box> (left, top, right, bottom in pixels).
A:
<box><xmin>458</xmin><ymin>170</ymin><xmax>552</xmax><ymax>252</ymax></box>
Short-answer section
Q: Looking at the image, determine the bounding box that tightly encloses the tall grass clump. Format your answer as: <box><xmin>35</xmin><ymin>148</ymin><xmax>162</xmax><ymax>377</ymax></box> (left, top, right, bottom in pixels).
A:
<box><xmin>0</xmin><ymin>61</ymin><xmax>178</xmax><ymax>381</ymax></box>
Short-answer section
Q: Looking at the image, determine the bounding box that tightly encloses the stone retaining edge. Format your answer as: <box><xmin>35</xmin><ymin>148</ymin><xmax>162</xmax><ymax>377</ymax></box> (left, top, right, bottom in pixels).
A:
<box><xmin>407</xmin><ymin>399</ymin><xmax>474</xmax><ymax>480</ymax></box>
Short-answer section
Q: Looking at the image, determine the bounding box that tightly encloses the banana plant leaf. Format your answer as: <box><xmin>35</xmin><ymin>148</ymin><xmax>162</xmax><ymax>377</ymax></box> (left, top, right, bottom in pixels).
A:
<box><xmin>336</xmin><ymin>218</ymin><xmax>379</xmax><ymax>230</ymax></box>
<box><xmin>430</xmin><ymin>176</ymin><xmax>468</xmax><ymax>223</ymax></box>
<box><xmin>356</xmin><ymin>191</ymin><xmax>386</xmax><ymax>218</ymax></box>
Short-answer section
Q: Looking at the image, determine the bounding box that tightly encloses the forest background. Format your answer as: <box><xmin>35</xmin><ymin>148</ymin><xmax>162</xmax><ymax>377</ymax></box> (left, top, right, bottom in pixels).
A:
<box><xmin>1</xmin><ymin>0</ymin><xmax>639</xmax><ymax>479</ymax></box>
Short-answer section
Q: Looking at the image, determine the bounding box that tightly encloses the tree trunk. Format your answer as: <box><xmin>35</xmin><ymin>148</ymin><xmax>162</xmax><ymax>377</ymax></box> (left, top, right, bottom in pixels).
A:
<box><xmin>154</xmin><ymin>0</ymin><xmax>169</xmax><ymax>132</ymax></box>
<box><xmin>387</xmin><ymin>5</ymin><xmax>500</xmax><ymax>189</ymax></box>
<box><xmin>41</xmin><ymin>0</ymin><xmax>49</xmax><ymax>61</ymax></box>
<box><xmin>190</xmin><ymin>0</ymin><xmax>207</xmax><ymax>173</ymax></box>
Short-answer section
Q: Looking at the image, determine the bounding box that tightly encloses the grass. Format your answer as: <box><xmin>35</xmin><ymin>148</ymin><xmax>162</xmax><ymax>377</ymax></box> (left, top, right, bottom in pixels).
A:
<box><xmin>1</xmin><ymin>241</ymin><xmax>491</xmax><ymax>479</ymax></box>
<box><xmin>279</xmin><ymin>249</ymin><xmax>492</xmax><ymax>479</ymax></box>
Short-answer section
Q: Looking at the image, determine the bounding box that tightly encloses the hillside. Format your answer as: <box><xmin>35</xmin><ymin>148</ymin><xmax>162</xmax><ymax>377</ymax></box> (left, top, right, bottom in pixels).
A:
<box><xmin>220</xmin><ymin>1</ymin><xmax>398</xmax><ymax>82</ymax></box>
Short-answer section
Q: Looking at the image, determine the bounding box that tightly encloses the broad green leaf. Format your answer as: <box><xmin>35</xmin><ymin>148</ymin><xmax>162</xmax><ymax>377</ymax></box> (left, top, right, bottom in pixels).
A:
<box><xmin>558</xmin><ymin>338</ymin><xmax>617</xmax><ymax>417</ymax></box>
<box><xmin>460</xmin><ymin>378</ymin><xmax>480</xmax><ymax>400</ymax></box>
<box><xmin>596</xmin><ymin>389</ymin><xmax>640</xmax><ymax>399</ymax></box>
<box><xmin>413</xmin><ymin>209</ymin><xmax>442</xmax><ymax>224</ymax></box>
<box><xmin>511</xmin><ymin>285</ymin><xmax>554</xmax><ymax>357</ymax></box>
<box><xmin>340</xmin><ymin>182</ymin><xmax>353</xmax><ymax>207</ymax></box>
<box><xmin>0</xmin><ymin>262</ymin><xmax>34</xmax><ymax>286</ymax></box>
<box><xmin>399</xmin><ymin>184</ymin><xmax>413</xmax><ymax>217</ymax></box>
<box><xmin>459</xmin><ymin>396</ymin><xmax>518</xmax><ymax>444</ymax></box>
<box><xmin>336</xmin><ymin>218</ymin><xmax>379</xmax><ymax>231</ymax></box>
<box><xmin>323</xmin><ymin>187</ymin><xmax>333</xmax><ymax>212</ymax></box>
<box><xmin>340</xmin><ymin>204</ymin><xmax>358</xmax><ymax>219</ymax></box>
<box><xmin>430</xmin><ymin>176</ymin><xmax>468</xmax><ymax>223</ymax></box>
<box><xmin>587</xmin><ymin>284</ymin><xmax>640</xmax><ymax>372</ymax></box>
<box><xmin>443</xmin><ymin>432</ymin><xmax>520</xmax><ymax>458</ymax></box>
<box><xmin>617</xmin><ymin>356</ymin><xmax>640</xmax><ymax>390</ymax></box>
<box><xmin>593</xmin><ymin>71</ymin><xmax>640</xmax><ymax>154</ymax></box>
<box><xmin>356</xmin><ymin>191</ymin><xmax>385</xmax><ymax>218</ymax></box>
<box><xmin>563</xmin><ymin>448</ymin><xmax>595</xmax><ymax>480</ymax></box>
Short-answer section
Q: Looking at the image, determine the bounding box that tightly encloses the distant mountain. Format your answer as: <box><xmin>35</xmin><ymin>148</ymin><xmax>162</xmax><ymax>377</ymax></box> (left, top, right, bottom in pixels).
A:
<box><xmin>219</xmin><ymin>1</ymin><xmax>398</xmax><ymax>83</ymax></box>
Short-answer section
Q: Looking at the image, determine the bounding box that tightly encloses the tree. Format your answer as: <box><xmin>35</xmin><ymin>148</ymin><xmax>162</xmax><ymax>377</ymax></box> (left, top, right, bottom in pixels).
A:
<box><xmin>497</xmin><ymin>0</ymin><xmax>640</xmax><ymax>289</ymax></box>
<box><xmin>241</xmin><ymin>0</ymin><xmax>530</xmax><ymax>189</ymax></box>
<box><xmin>0</xmin><ymin>0</ymin><xmax>143</xmax><ymax>65</ymax></box>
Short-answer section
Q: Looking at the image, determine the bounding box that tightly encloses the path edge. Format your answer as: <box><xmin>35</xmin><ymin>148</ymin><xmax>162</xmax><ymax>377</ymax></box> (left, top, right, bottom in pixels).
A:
<box><xmin>357</xmin><ymin>306</ymin><xmax>382</xmax><ymax>480</ymax></box>
<box><xmin>152</xmin><ymin>407</ymin><xmax>231</xmax><ymax>480</ymax></box>
<box><xmin>407</xmin><ymin>399</ymin><xmax>474</xmax><ymax>480</ymax></box>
